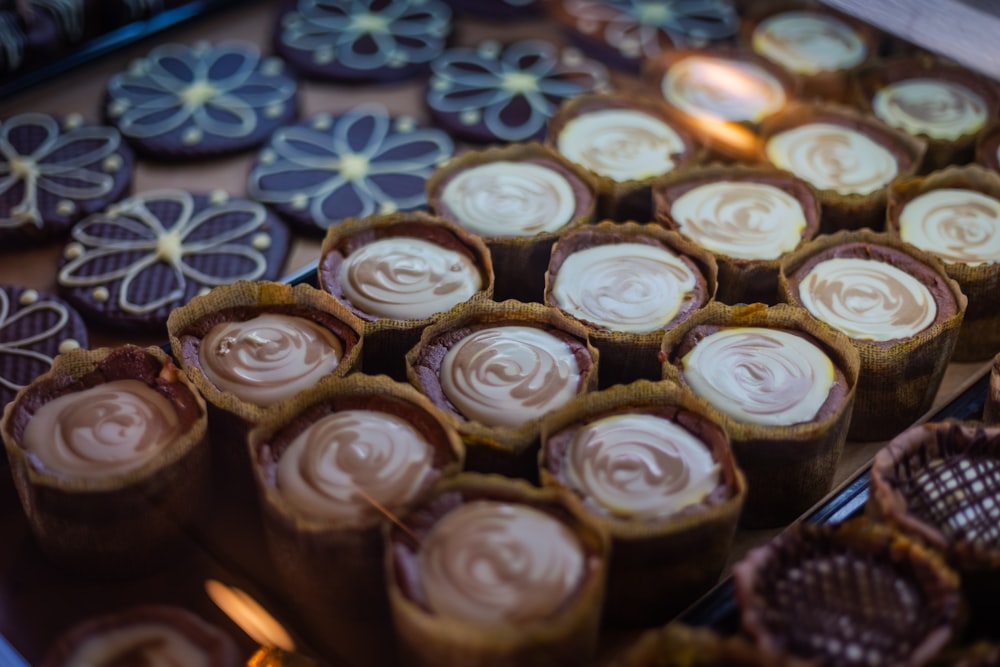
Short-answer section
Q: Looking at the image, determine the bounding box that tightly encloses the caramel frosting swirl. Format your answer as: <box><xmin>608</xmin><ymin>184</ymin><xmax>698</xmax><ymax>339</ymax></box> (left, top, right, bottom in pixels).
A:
<box><xmin>199</xmin><ymin>313</ymin><xmax>344</xmax><ymax>406</ymax></box>
<box><xmin>662</xmin><ymin>55</ymin><xmax>787</xmax><ymax>123</ymax></box>
<box><xmin>751</xmin><ymin>11</ymin><xmax>866</xmax><ymax>75</ymax></box>
<box><xmin>766</xmin><ymin>123</ymin><xmax>898</xmax><ymax>195</ymax></box>
<box><xmin>899</xmin><ymin>188</ymin><xmax>1000</xmax><ymax>266</ymax></box>
<box><xmin>557</xmin><ymin>109</ymin><xmax>686</xmax><ymax>182</ymax></box>
<box><xmin>276</xmin><ymin>410</ymin><xmax>436</xmax><ymax>523</ymax></box>
<box><xmin>566</xmin><ymin>413</ymin><xmax>720</xmax><ymax>519</ymax></box>
<box><xmin>551</xmin><ymin>242</ymin><xmax>697</xmax><ymax>333</ymax></box>
<box><xmin>22</xmin><ymin>379</ymin><xmax>182</xmax><ymax>480</ymax></box>
<box><xmin>440</xmin><ymin>325</ymin><xmax>581</xmax><ymax>428</ymax></box>
<box><xmin>872</xmin><ymin>78</ymin><xmax>988</xmax><ymax>141</ymax></box>
<box><xmin>798</xmin><ymin>257</ymin><xmax>937</xmax><ymax>341</ymax></box>
<box><xmin>60</xmin><ymin>624</ymin><xmax>212</xmax><ymax>667</ymax></box>
<box><xmin>417</xmin><ymin>500</ymin><xmax>585</xmax><ymax>624</ymax></box>
<box><xmin>681</xmin><ymin>328</ymin><xmax>835</xmax><ymax>426</ymax></box>
<box><xmin>670</xmin><ymin>181</ymin><xmax>807</xmax><ymax>260</ymax></box>
<box><xmin>339</xmin><ymin>237</ymin><xmax>482</xmax><ymax>320</ymax></box>
<box><xmin>440</xmin><ymin>161</ymin><xmax>576</xmax><ymax>237</ymax></box>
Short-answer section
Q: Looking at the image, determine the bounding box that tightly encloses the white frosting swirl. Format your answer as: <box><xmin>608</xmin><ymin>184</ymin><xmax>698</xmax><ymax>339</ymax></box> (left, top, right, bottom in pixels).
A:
<box><xmin>551</xmin><ymin>242</ymin><xmax>698</xmax><ymax>333</ymax></box>
<box><xmin>798</xmin><ymin>257</ymin><xmax>938</xmax><ymax>341</ymax></box>
<box><xmin>199</xmin><ymin>313</ymin><xmax>344</xmax><ymax>406</ymax></box>
<box><xmin>681</xmin><ymin>328</ymin><xmax>836</xmax><ymax>426</ymax></box>
<box><xmin>440</xmin><ymin>325</ymin><xmax>581</xmax><ymax>428</ymax></box>
<box><xmin>662</xmin><ymin>55</ymin><xmax>787</xmax><ymax>123</ymax></box>
<box><xmin>439</xmin><ymin>161</ymin><xmax>576</xmax><ymax>236</ymax></box>
<box><xmin>766</xmin><ymin>123</ymin><xmax>899</xmax><ymax>195</ymax></box>
<box><xmin>339</xmin><ymin>237</ymin><xmax>482</xmax><ymax>319</ymax></box>
<box><xmin>670</xmin><ymin>181</ymin><xmax>807</xmax><ymax>260</ymax></box>
<box><xmin>61</xmin><ymin>624</ymin><xmax>211</xmax><ymax>667</ymax></box>
<box><xmin>276</xmin><ymin>410</ymin><xmax>436</xmax><ymax>523</ymax></box>
<box><xmin>752</xmin><ymin>11</ymin><xmax>866</xmax><ymax>75</ymax></box>
<box><xmin>417</xmin><ymin>500</ymin><xmax>585</xmax><ymax>624</ymax></box>
<box><xmin>557</xmin><ymin>109</ymin><xmax>686</xmax><ymax>182</ymax></box>
<box><xmin>23</xmin><ymin>379</ymin><xmax>182</xmax><ymax>480</ymax></box>
<box><xmin>899</xmin><ymin>188</ymin><xmax>1000</xmax><ymax>266</ymax></box>
<box><xmin>872</xmin><ymin>78</ymin><xmax>988</xmax><ymax>141</ymax></box>
<box><xmin>566</xmin><ymin>413</ymin><xmax>720</xmax><ymax>519</ymax></box>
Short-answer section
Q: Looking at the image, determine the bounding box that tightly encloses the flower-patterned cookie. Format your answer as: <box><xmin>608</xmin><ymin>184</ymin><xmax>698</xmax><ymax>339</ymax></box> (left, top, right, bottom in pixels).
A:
<box><xmin>547</xmin><ymin>0</ymin><xmax>740</xmax><ymax>71</ymax></box>
<box><xmin>104</xmin><ymin>40</ymin><xmax>299</xmax><ymax>159</ymax></box>
<box><xmin>247</xmin><ymin>105</ymin><xmax>454</xmax><ymax>234</ymax></box>
<box><xmin>0</xmin><ymin>112</ymin><xmax>133</xmax><ymax>247</ymax></box>
<box><xmin>56</xmin><ymin>189</ymin><xmax>290</xmax><ymax>333</ymax></box>
<box><xmin>275</xmin><ymin>0</ymin><xmax>452</xmax><ymax>82</ymax></box>
<box><xmin>0</xmin><ymin>285</ymin><xmax>87</xmax><ymax>410</ymax></box>
<box><xmin>426</xmin><ymin>39</ymin><xmax>610</xmax><ymax>143</ymax></box>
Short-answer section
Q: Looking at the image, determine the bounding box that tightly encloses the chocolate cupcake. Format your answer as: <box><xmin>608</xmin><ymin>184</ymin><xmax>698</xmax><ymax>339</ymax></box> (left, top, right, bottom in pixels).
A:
<box><xmin>248</xmin><ymin>374</ymin><xmax>464</xmax><ymax>667</ymax></box>
<box><xmin>653</xmin><ymin>164</ymin><xmax>821</xmax><ymax>304</ymax></box>
<box><xmin>405</xmin><ymin>300</ymin><xmax>598</xmax><ymax>480</ymax></box>
<box><xmin>760</xmin><ymin>102</ymin><xmax>926</xmax><ymax>233</ymax></box>
<box><xmin>540</xmin><ymin>381</ymin><xmax>745</xmax><ymax>625</ymax></box>
<box><xmin>426</xmin><ymin>142</ymin><xmax>596</xmax><ymax>302</ymax></box>
<box><xmin>544</xmin><ymin>220</ymin><xmax>716</xmax><ymax>388</ymax></box>
<box><xmin>318</xmin><ymin>211</ymin><xmax>494</xmax><ymax>380</ymax></box>
<box><xmin>0</xmin><ymin>346</ymin><xmax>209</xmax><ymax>574</ymax></box>
<box><xmin>612</xmin><ymin>623</ymin><xmax>771</xmax><ymax>667</ymax></box>
<box><xmin>661</xmin><ymin>301</ymin><xmax>859</xmax><ymax>526</ymax></box>
<box><xmin>546</xmin><ymin>92</ymin><xmax>699</xmax><ymax>221</ymax></box>
<box><xmin>733</xmin><ymin>519</ymin><xmax>961</xmax><ymax>667</ymax></box>
<box><xmin>780</xmin><ymin>229</ymin><xmax>966</xmax><ymax>441</ymax></box>
<box><xmin>986</xmin><ymin>354</ymin><xmax>1000</xmax><ymax>426</ymax></box>
<box><xmin>385</xmin><ymin>473</ymin><xmax>609</xmax><ymax>667</ymax></box>
<box><xmin>887</xmin><ymin>165</ymin><xmax>1000</xmax><ymax>361</ymax></box>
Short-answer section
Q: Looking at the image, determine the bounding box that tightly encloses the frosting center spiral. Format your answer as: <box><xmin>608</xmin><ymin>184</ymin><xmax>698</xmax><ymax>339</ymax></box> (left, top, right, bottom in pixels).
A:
<box><xmin>752</xmin><ymin>11</ymin><xmax>866</xmax><ymax>75</ymax></box>
<box><xmin>61</xmin><ymin>625</ymin><xmax>211</xmax><ymax>667</ymax></box>
<box><xmin>662</xmin><ymin>55</ymin><xmax>787</xmax><ymax>123</ymax></box>
<box><xmin>899</xmin><ymin>188</ymin><xmax>1000</xmax><ymax>266</ymax></box>
<box><xmin>872</xmin><ymin>78</ymin><xmax>988</xmax><ymax>141</ymax></box>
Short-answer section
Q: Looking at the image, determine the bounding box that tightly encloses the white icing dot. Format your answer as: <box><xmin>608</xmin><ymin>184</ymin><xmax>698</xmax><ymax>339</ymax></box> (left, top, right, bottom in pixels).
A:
<box><xmin>620</xmin><ymin>38</ymin><xmax>641</xmax><ymax>58</ymax></box>
<box><xmin>92</xmin><ymin>287</ymin><xmax>110</xmax><ymax>302</ymax></box>
<box><xmin>252</xmin><ymin>233</ymin><xmax>271</xmax><ymax>250</ymax></box>
<box><xmin>460</xmin><ymin>110</ymin><xmax>481</xmax><ymax>125</ymax></box>
<box><xmin>19</xmin><ymin>289</ymin><xmax>38</xmax><ymax>305</ymax></box>
<box><xmin>103</xmin><ymin>154</ymin><xmax>123</xmax><ymax>173</ymax></box>
<box><xmin>478</xmin><ymin>41</ymin><xmax>501</xmax><ymax>58</ymax></box>
<box><xmin>108</xmin><ymin>100</ymin><xmax>129</xmax><ymax>118</ymax></box>
<box><xmin>260</xmin><ymin>149</ymin><xmax>277</xmax><ymax>165</ymax></box>
<box><xmin>579</xmin><ymin>19</ymin><xmax>598</xmax><ymax>34</ymax></box>
<box><xmin>64</xmin><ymin>243</ymin><xmax>84</xmax><ymax>260</ymax></box>
<box><xmin>315</xmin><ymin>47</ymin><xmax>335</xmax><ymax>64</ymax></box>
<box><xmin>265</xmin><ymin>103</ymin><xmax>284</xmax><ymax>119</ymax></box>
<box><xmin>562</xmin><ymin>48</ymin><xmax>583</xmax><ymax>66</ymax></box>
<box><xmin>183</xmin><ymin>127</ymin><xmax>203</xmax><ymax>145</ymax></box>
<box><xmin>127</xmin><ymin>59</ymin><xmax>147</xmax><ymax>76</ymax></box>
<box><xmin>282</xmin><ymin>12</ymin><xmax>301</xmax><ymax>29</ymax></box>
<box><xmin>198</xmin><ymin>287</ymin><xmax>211</xmax><ymax>297</ymax></box>
<box><xmin>395</xmin><ymin>116</ymin><xmax>417</xmax><ymax>132</ymax></box>
<box><xmin>431</xmin><ymin>77</ymin><xmax>450</xmax><ymax>91</ymax></box>
<box><xmin>209</xmin><ymin>189</ymin><xmax>229</xmax><ymax>205</ymax></box>
<box><xmin>292</xmin><ymin>193</ymin><xmax>309</xmax><ymax>210</ymax></box>
<box><xmin>58</xmin><ymin>339</ymin><xmax>80</xmax><ymax>354</ymax></box>
<box><xmin>262</xmin><ymin>57</ymin><xmax>284</xmax><ymax>76</ymax></box>
<box><xmin>106</xmin><ymin>204</ymin><xmax>123</xmax><ymax>218</ymax></box>
<box><xmin>193</xmin><ymin>40</ymin><xmax>211</xmax><ymax>54</ymax></box>
<box><xmin>63</xmin><ymin>113</ymin><xmax>83</xmax><ymax>130</ymax></box>
<box><xmin>57</xmin><ymin>200</ymin><xmax>76</xmax><ymax>216</ymax></box>
<box><xmin>378</xmin><ymin>201</ymin><xmax>399</xmax><ymax>214</ymax></box>
<box><xmin>388</xmin><ymin>52</ymin><xmax>407</xmax><ymax>68</ymax></box>
<box><xmin>313</xmin><ymin>114</ymin><xmax>333</xmax><ymax>130</ymax></box>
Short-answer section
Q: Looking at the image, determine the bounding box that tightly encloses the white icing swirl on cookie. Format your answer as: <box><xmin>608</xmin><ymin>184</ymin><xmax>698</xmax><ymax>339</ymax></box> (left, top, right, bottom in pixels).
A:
<box><xmin>766</xmin><ymin>123</ymin><xmax>899</xmax><ymax>195</ymax></box>
<box><xmin>798</xmin><ymin>257</ymin><xmax>937</xmax><ymax>341</ymax></box>
<box><xmin>439</xmin><ymin>161</ymin><xmax>576</xmax><ymax>236</ymax></box>
<box><xmin>339</xmin><ymin>237</ymin><xmax>481</xmax><ymax>319</ymax></box>
<box><xmin>60</xmin><ymin>624</ymin><xmax>212</xmax><ymax>667</ymax></box>
<box><xmin>276</xmin><ymin>410</ymin><xmax>436</xmax><ymax>523</ymax></box>
<box><xmin>670</xmin><ymin>181</ymin><xmax>807</xmax><ymax>260</ymax></box>
<box><xmin>199</xmin><ymin>313</ymin><xmax>344</xmax><ymax>406</ymax></box>
<box><xmin>557</xmin><ymin>109</ymin><xmax>686</xmax><ymax>182</ymax></box>
<box><xmin>440</xmin><ymin>325</ymin><xmax>581</xmax><ymax>428</ymax></box>
<box><xmin>898</xmin><ymin>188</ymin><xmax>1000</xmax><ymax>266</ymax></box>
<box><xmin>566</xmin><ymin>413</ymin><xmax>720</xmax><ymax>519</ymax></box>
<box><xmin>551</xmin><ymin>242</ymin><xmax>697</xmax><ymax>332</ymax></box>
<box><xmin>22</xmin><ymin>379</ymin><xmax>182</xmax><ymax>479</ymax></box>
<box><xmin>417</xmin><ymin>500</ymin><xmax>585</xmax><ymax>623</ymax></box>
<box><xmin>662</xmin><ymin>55</ymin><xmax>787</xmax><ymax>123</ymax></box>
<box><xmin>872</xmin><ymin>78</ymin><xmax>988</xmax><ymax>141</ymax></box>
<box><xmin>751</xmin><ymin>11</ymin><xmax>866</xmax><ymax>75</ymax></box>
<box><xmin>681</xmin><ymin>328</ymin><xmax>836</xmax><ymax>426</ymax></box>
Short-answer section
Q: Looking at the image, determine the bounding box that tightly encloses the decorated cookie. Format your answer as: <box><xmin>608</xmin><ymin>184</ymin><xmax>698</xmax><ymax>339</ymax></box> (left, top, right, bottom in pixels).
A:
<box><xmin>0</xmin><ymin>7</ymin><xmax>60</xmax><ymax>78</ymax></box>
<box><xmin>105</xmin><ymin>40</ymin><xmax>298</xmax><ymax>159</ymax></box>
<box><xmin>276</xmin><ymin>0</ymin><xmax>452</xmax><ymax>82</ymax></box>
<box><xmin>56</xmin><ymin>189</ymin><xmax>290</xmax><ymax>333</ymax></box>
<box><xmin>0</xmin><ymin>285</ymin><xmax>87</xmax><ymax>410</ymax></box>
<box><xmin>247</xmin><ymin>105</ymin><xmax>454</xmax><ymax>234</ymax></box>
<box><xmin>0</xmin><ymin>113</ymin><xmax>133</xmax><ymax>247</ymax></box>
<box><xmin>426</xmin><ymin>39</ymin><xmax>610</xmax><ymax>143</ymax></box>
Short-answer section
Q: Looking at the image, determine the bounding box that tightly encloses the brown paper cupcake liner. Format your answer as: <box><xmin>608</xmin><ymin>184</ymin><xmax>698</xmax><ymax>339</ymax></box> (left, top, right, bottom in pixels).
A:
<box><xmin>887</xmin><ymin>165</ymin><xmax>1000</xmax><ymax>361</ymax></box>
<box><xmin>986</xmin><ymin>355</ymin><xmax>1000</xmax><ymax>426</ymax></box>
<box><xmin>661</xmin><ymin>301</ymin><xmax>860</xmax><ymax>527</ymax></box>
<box><xmin>539</xmin><ymin>380</ymin><xmax>746</xmax><ymax>625</ymax></box>
<box><xmin>610</xmin><ymin>622</ymin><xmax>771</xmax><ymax>667</ymax></box>
<box><xmin>779</xmin><ymin>228</ymin><xmax>967</xmax><ymax>441</ymax></box>
<box><xmin>975</xmin><ymin>121</ymin><xmax>1000</xmax><ymax>172</ymax></box>
<box><xmin>0</xmin><ymin>345</ymin><xmax>209</xmax><ymax>575</ymax></box>
<box><xmin>544</xmin><ymin>220</ymin><xmax>718</xmax><ymax>388</ymax></box>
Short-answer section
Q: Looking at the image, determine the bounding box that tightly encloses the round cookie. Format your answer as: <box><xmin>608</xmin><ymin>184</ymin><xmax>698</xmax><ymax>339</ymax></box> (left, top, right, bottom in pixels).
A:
<box><xmin>105</xmin><ymin>40</ymin><xmax>298</xmax><ymax>159</ymax></box>
<box><xmin>275</xmin><ymin>0</ymin><xmax>452</xmax><ymax>82</ymax></box>
<box><xmin>248</xmin><ymin>106</ymin><xmax>454</xmax><ymax>234</ymax></box>
<box><xmin>56</xmin><ymin>189</ymin><xmax>290</xmax><ymax>334</ymax></box>
<box><xmin>0</xmin><ymin>112</ymin><xmax>133</xmax><ymax>247</ymax></box>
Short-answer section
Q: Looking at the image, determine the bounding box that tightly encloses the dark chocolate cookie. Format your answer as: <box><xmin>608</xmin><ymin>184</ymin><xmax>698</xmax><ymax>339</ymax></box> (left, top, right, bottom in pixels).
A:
<box><xmin>0</xmin><ymin>112</ymin><xmax>133</xmax><ymax>247</ymax></box>
<box><xmin>104</xmin><ymin>40</ymin><xmax>299</xmax><ymax>159</ymax></box>
<box><xmin>56</xmin><ymin>189</ymin><xmax>290</xmax><ymax>334</ymax></box>
<box><xmin>247</xmin><ymin>105</ymin><xmax>454</xmax><ymax>234</ymax></box>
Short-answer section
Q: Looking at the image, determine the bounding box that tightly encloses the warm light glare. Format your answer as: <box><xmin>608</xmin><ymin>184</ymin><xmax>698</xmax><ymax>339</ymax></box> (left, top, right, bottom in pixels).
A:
<box><xmin>205</xmin><ymin>579</ymin><xmax>296</xmax><ymax>651</ymax></box>
<box><xmin>689</xmin><ymin>116</ymin><xmax>762</xmax><ymax>158</ymax></box>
